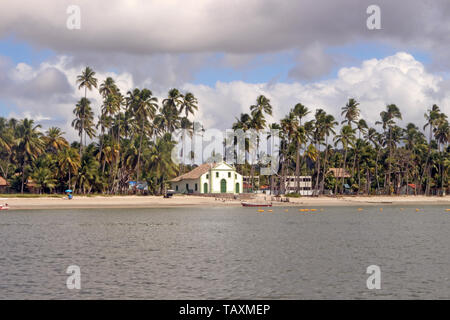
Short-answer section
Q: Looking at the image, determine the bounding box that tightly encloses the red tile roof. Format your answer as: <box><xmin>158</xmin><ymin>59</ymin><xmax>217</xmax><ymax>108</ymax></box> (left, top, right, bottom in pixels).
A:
<box><xmin>170</xmin><ymin>163</ymin><xmax>216</xmax><ymax>182</ymax></box>
<box><xmin>0</xmin><ymin>176</ymin><xmax>8</xmax><ymax>186</ymax></box>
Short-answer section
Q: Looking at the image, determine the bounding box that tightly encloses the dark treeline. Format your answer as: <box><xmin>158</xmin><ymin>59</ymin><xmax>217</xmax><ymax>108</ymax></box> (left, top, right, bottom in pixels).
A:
<box><xmin>0</xmin><ymin>67</ymin><xmax>448</xmax><ymax>196</ymax></box>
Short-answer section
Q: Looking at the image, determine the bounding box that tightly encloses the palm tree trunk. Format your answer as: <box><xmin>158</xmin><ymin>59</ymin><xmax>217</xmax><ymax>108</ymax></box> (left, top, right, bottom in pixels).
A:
<box><xmin>375</xmin><ymin>149</ymin><xmax>381</xmax><ymax>193</ymax></box>
<box><xmin>21</xmin><ymin>161</ymin><xmax>25</xmax><ymax>194</ymax></box>
<box><xmin>136</xmin><ymin>117</ymin><xmax>145</xmax><ymax>183</ymax></box>
<box><xmin>295</xmin><ymin>144</ymin><xmax>301</xmax><ymax>193</ymax></box>
<box><xmin>315</xmin><ymin>144</ymin><xmax>321</xmax><ymax>195</ymax></box>
<box><xmin>388</xmin><ymin>128</ymin><xmax>392</xmax><ymax>195</ymax></box>
<box><xmin>341</xmin><ymin>148</ymin><xmax>348</xmax><ymax>194</ymax></box>
<box><xmin>320</xmin><ymin>138</ymin><xmax>329</xmax><ymax>195</ymax></box>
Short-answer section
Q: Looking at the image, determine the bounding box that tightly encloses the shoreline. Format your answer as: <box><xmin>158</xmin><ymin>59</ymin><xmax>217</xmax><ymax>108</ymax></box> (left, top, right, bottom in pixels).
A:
<box><xmin>1</xmin><ymin>195</ymin><xmax>449</xmax><ymax>210</ymax></box>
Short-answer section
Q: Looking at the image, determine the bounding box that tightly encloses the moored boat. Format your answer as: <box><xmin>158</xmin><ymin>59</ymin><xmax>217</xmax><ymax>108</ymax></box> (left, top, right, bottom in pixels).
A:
<box><xmin>241</xmin><ymin>202</ymin><xmax>272</xmax><ymax>207</ymax></box>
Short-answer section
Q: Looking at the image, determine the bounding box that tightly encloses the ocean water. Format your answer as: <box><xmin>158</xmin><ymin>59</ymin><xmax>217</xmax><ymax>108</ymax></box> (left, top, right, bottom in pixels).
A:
<box><xmin>0</xmin><ymin>205</ymin><xmax>449</xmax><ymax>299</ymax></box>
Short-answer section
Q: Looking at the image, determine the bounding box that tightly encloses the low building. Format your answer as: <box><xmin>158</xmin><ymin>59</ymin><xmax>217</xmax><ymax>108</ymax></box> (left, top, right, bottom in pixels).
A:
<box><xmin>243</xmin><ymin>176</ymin><xmax>259</xmax><ymax>192</ymax></box>
<box><xmin>170</xmin><ymin>162</ymin><xmax>243</xmax><ymax>194</ymax></box>
<box><xmin>327</xmin><ymin>168</ymin><xmax>351</xmax><ymax>178</ymax></box>
<box><xmin>0</xmin><ymin>176</ymin><xmax>9</xmax><ymax>193</ymax></box>
<box><xmin>284</xmin><ymin>176</ymin><xmax>313</xmax><ymax>195</ymax></box>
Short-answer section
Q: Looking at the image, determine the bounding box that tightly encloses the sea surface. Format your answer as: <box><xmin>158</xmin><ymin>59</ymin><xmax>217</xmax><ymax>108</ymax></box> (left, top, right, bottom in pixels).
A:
<box><xmin>0</xmin><ymin>205</ymin><xmax>449</xmax><ymax>299</ymax></box>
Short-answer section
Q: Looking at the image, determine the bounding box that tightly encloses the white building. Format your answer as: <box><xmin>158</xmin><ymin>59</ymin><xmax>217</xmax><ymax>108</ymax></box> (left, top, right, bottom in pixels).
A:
<box><xmin>170</xmin><ymin>162</ymin><xmax>243</xmax><ymax>194</ymax></box>
<box><xmin>284</xmin><ymin>176</ymin><xmax>313</xmax><ymax>195</ymax></box>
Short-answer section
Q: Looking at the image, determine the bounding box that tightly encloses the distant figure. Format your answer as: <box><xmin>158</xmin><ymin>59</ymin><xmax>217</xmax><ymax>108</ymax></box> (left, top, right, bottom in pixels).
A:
<box><xmin>68</xmin><ymin>194</ymin><xmax>73</xmax><ymax>200</ymax></box>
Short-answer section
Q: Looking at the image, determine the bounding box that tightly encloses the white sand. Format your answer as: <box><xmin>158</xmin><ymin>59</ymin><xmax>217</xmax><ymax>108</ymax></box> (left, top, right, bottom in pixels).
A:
<box><xmin>1</xmin><ymin>194</ymin><xmax>449</xmax><ymax>210</ymax></box>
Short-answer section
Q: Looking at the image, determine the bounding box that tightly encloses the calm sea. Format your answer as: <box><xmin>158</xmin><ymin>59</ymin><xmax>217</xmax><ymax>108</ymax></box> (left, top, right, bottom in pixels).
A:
<box><xmin>0</xmin><ymin>205</ymin><xmax>449</xmax><ymax>299</ymax></box>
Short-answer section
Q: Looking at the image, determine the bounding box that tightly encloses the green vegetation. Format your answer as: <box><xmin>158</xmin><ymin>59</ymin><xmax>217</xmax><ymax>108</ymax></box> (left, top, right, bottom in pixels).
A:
<box><xmin>0</xmin><ymin>66</ymin><xmax>448</xmax><ymax>196</ymax></box>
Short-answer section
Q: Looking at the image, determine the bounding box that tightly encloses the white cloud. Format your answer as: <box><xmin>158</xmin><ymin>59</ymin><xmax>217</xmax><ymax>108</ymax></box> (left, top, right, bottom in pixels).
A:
<box><xmin>183</xmin><ymin>52</ymin><xmax>446</xmax><ymax>131</ymax></box>
<box><xmin>2</xmin><ymin>52</ymin><xmax>448</xmax><ymax>143</ymax></box>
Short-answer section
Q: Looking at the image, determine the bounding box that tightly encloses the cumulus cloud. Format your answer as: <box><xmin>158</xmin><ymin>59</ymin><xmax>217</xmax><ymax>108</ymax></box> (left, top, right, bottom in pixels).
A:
<box><xmin>183</xmin><ymin>52</ymin><xmax>447</xmax><ymax>131</ymax></box>
<box><xmin>0</xmin><ymin>56</ymin><xmax>135</xmax><ymax>141</ymax></box>
<box><xmin>2</xmin><ymin>52</ymin><xmax>448</xmax><ymax>143</ymax></box>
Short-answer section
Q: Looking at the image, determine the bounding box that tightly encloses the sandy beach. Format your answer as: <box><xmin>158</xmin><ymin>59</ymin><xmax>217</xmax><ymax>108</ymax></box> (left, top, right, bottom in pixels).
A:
<box><xmin>0</xmin><ymin>194</ymin><xmax>449</xmax><ymax>210</ymax></box>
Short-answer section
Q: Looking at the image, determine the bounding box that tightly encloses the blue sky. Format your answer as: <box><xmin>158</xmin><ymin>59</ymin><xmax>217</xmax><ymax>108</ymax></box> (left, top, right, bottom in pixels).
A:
<box><xmin>0</xmin><ymin>36</ymin><xmax>54</xmax><ymax>66</ymax></box>
<box><xmin>0</xmin><ymin>37</ymin><xmax>432</xmax><ymax>88</ymax></box>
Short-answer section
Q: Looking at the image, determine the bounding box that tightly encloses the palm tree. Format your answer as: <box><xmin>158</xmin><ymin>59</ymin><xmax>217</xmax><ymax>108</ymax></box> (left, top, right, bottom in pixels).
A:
<box><xmin>179</xmin><ymin>117</ymin><xmax>193</xmax><ymax>172</ymax></box>
<box><xmin>376</xmin><ymin>104</ymin><xmax>402</xmax><ymax>194</ymax></box>
<box><xmin>232</xmin><ymin>113</ymin><xmax>252</xmax><ymax>174</ymax></box>
<box><xmin>313</xmin><ymin>109</ymin><xmax>326</xmax><ymax>194</ymax></box>
<box><xmin>250</xmin><ymin>95</ymin><xmax>273</xmax><ymax>118</ymax></box>
<box><xmin>0</xmin><ymin>117</ymin><xmax>13</xmax><ymax>152</ymax></box>
<box><xmin>77</xmin><ymin>154</ymin><xmax>100</xmax><ymax>194</ymax></box>
<box><xmin>15</xmin><ymin>119</ymin><xmax>45</xmax><ymax>193</ymax></box>
<box><xmin>31</xmin><ymin>167</ymin><xmax>56</xmax><ymax>194</ymax></box>
<box><xmin>291</xmin><ymin>104</ymin><xmax>310</xmax><ymax>192</ymax></box>
<box><xmin>422</xmin><ymin>104</ymin><xmax>444</xmax><ymax>195</ymax></box>
<box><xmin>147</xmin><ymin>133</ymin><xmax>178</xmax><ymax>195</ymax></box>
<box><xmin>0</xmin><ymin>117</ymin><xmax>14</xmax><ymax>179</ymax></box>
<box><xmin>178</xmin><ymin>92</ymin><xmax>198</xmax><ymax>170</ymax></box>
<box><xmin>320</xmin><ymin>113</ymin><xmax>338</xmax><ymax>194</ymax></box>
<box><xmin>76</xmin><ymin>67</ymin><xmax>98</xmax><ymax>156</ymax></box>
<box><xmin>293</xmin><ymin>103</ymin><xmax>310</xmax><ymax>126</ymax></box>
<box><xmin>128</xmin><ymin>88</ymin><xmax>158</xmax><ymax>181</ymax></box>
<box><xmin>365</xmin><ymin>127</ymin><xmax>381</xmax><ymax>193</ymax></box>
<box><xmin>334</xmin><ymin>125</ymin><xmax>356</xmax><ymax>194</ymax></box>
<box><xmin>72</xmin><ymin>98</ymin><xmax>95</xmax><ymax>152</ymax></box>
<box><xmin>434</xmin><ymin>118</ymin><xmax>449</xmax><ymax>195</ymax></box>
<box><xmin>57</xmin><ymin>147</ymin><xmax>81</xmax><ymax>190</ymax></box>
<box><xmin>341</xmin><ymin>98</ymin><xmax>360</xmax><ymax>127</ymax></box>
<box><xmin>99</xmin><ymin>77</ymin><xmax>118</xmax><ymax>98</ymax></box>
<box><xmin>45</xmin><ymin>127</ymin><xmax>68</xmax><ymax>152</ymax></box>
<box><xmin>249</xmin><ymin>95</ymin><xmax>272</xmax><ymax>188</ymax></box>
<box><xmin>179</xmin><ymin>92</ymin><xmax>198</xmax><ymax>119</ymax></box>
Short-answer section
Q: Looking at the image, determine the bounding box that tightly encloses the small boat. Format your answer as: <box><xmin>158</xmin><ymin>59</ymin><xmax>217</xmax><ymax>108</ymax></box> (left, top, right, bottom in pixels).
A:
<box><xmin>0</xmin><ymin>206</ymin><xmax>9</xmax><ymax>211</ymax></box>
<box><xmin>241</xmin><ymin>202</ymin><xmax>272</xmax><ymax>207</ymax></box>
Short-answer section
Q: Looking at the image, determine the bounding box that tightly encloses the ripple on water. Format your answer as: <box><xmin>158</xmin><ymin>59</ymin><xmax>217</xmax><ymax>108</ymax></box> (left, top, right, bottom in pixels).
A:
<box><xmin>0</xmin><ymin>206</ymin><xmax>449</xmax><ymax>299</ymax></box>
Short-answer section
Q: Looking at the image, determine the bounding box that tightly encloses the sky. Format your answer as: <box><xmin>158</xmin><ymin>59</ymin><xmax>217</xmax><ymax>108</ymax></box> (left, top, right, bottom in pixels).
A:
<box><xmin>0</xmin><ymin>0</ymin><xmax>449</xmax><ymax>142</ymax></box>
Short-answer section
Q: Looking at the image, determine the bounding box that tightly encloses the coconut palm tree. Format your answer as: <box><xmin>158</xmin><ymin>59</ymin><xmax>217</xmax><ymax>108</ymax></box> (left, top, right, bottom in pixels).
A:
<box><xmin>57</xmin><ymin>147</ymin><xmax>81</xmax><ymax>190</ymax></box>
<box><xmin>99</xmin><ymin>77</ymin><xmax>118</xmax><ymax>98</ymax></box>
<box><xmin>31</xmin><ymin>167</ymin><xmax>56</xmax><ymax>194</ymax></box>
<box><xmin>434</xmin><ymin>118</ymin><xmax>449</xmax><ymax>195</ymax></box>
<box><xmin>15</xmin><ymin>119</ymin><xmax>45</xmax><ymax>193</ymax></box>
<box><xmin>250</xmin><ymin>95</ymin><xmax>273</xmax><ymax>118</ymax></box>
<box><xmin>127</xmin><ymin>88</ymin><xmax>158</xmax><ymax>181</ymax></box>
<box><xmin>179</xmin><ymin>92</ymin><xmax>198</xmax><ymax>119</ymax></box>
<box><xmin>376</xmin><ymin>104</ymin><xmax>402</xmax><ymax>194</ymax></box>
<box><xmin>320</xmin><ymin>113</ymin><xmax>338</xmax><ymax>194</ymax></box>
<box><xmin>312</xmin><ymin>109</ymin><xmax>326</xmax><ymax>194</ymax></box>
<box><xmin>334</xmin><ymin>125</ymin><xmax>356</xmax><ymax>194</ymax></box>
<box><xmin>341</xmin><ymin>98</ymin><xmax>360</xmax><ymax>127</ymax></box>
<box><xmin>76</xmin><ymin>67</ymin><xmax>98</xmax><ymax>156</ymax></box>
<box><xmin>72</xmin><ymin>98</ymin><xmax>95</xmax><ymax>152</ymax></box>
<box><xmin>293</xmin><ymin>103</ymin><xmax>310</xmax><ymax>126</ymax></box>
<box><xmin>45</xmin><ymin>127</ymin><xmax>68</xmax><ymax>152</ymax></box>
<box><xmin>178</xmin><ymin>92</ymin><xmax>198</xmax><ymax>170</ymax></box>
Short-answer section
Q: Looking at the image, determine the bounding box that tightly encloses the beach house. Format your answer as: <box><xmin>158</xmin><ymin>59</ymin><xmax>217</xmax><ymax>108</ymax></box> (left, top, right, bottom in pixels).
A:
<box><xmin>284</xmin><ymin>176</ymin><xmax>313</xmax><ymax>195</ymax></box>
<box><xmin>170</xmin><ymin>162</ymin><xmax>243</xmax><ymax>194</ymax></box>
<box><xmin>0</xmin><ymin>176</ymin><xmax>9</xmax><ymax>193</ymax></box>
